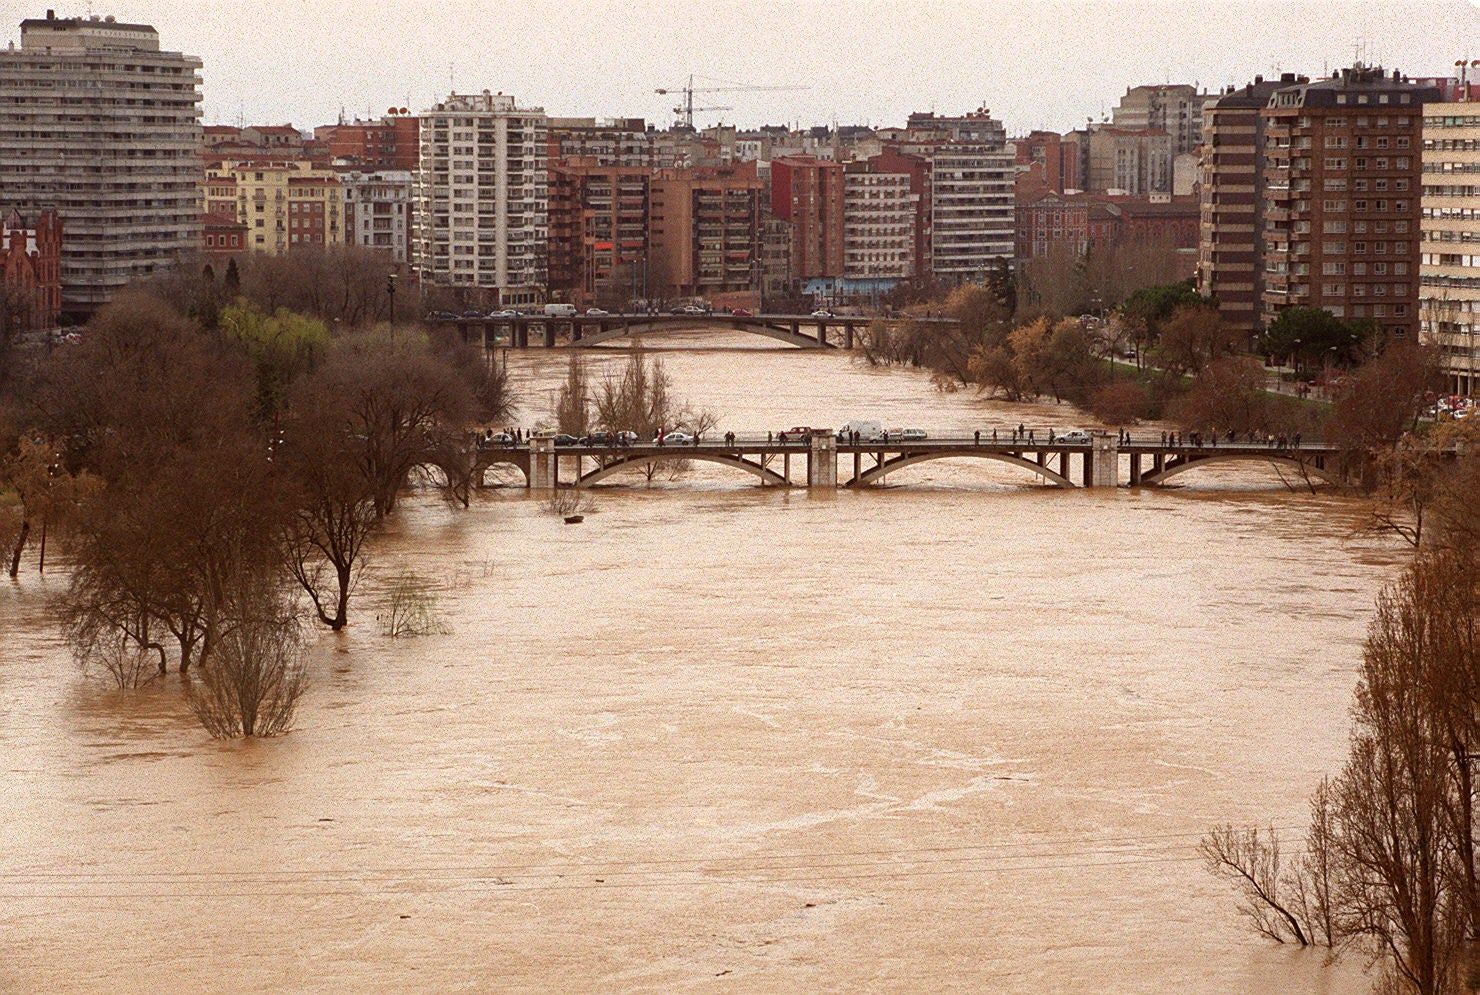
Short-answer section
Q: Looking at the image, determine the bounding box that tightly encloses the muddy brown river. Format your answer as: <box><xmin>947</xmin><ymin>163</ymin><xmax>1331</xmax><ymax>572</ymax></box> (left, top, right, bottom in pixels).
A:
<box><xmin>2</xmin><ymin>331</ymin><xmax>1396</xmax><ymax>992</ymax></box>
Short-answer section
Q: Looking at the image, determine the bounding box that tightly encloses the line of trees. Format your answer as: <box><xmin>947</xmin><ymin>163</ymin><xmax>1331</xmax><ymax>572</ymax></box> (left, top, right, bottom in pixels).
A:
<box><xmin>0</xmin><ymin>247</ymin><xmax>513</xmax><ymax>737</ymax></box>
<box><xmin>862</xmin><ymin>278</ymin><xmax>1441</xmax><ymax>450</ymax></box>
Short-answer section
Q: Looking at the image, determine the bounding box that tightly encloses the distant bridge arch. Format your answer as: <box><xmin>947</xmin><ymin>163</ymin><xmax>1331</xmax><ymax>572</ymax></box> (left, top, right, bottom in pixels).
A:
<box><xmin>849</xmin><ymin>450</ymin><xmax>1075</xmax><ymax>488</ymax></box>
<box><xmin>568</xmin><ymin>319</ymin><xmax>833</xmax><ymax>350</ymax></box>
<box><xmin>1139</xmin><ymin>452</ymin><xmax>1340</xmax><ymax>487</ymax></box>
<box><xmin>575</xmin><ymin>450</ymin><xmax>791</xmax><ymax>487</ymax></box>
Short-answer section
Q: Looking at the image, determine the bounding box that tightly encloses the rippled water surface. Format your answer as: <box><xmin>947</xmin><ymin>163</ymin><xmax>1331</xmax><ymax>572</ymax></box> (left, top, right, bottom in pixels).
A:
<box><xmin>2</xmin><ymin>331</ymin><xmax>1398</xmax><ymax>992</ymax></box>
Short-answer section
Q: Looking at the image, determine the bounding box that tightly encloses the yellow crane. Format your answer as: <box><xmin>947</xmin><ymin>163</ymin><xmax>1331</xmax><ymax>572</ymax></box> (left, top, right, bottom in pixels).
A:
<box><xmin>656</xmin><ymin>75</ymin><xmax>809</xmax><ymax>129</ymax></box>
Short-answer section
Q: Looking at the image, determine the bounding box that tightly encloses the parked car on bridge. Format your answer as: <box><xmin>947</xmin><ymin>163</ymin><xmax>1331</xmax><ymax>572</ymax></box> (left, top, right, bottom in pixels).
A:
<box><xmin>484</xmin><ymin>432</ymin><xmax>514</xmax><ymax>446</ymax></box>
<box><xmin>1058</xmin><ymin>429</ymin><xmax>1092</xmax><ymax>445</ymax></box>
<box><xmin>778</xmin><ymin>426</ymin><xmax>812</xmax><ymax>443</ymax></box>
<box><xmin>578</xmin><ymin>432</ymin><xmax>615</xmax><ymax>446</ymax></box>
<box><xmin>656</xmin><ymin>431</ymin><xmax>693</xmax><ymax>445</ymax></box>
<box><xmin>810</xmin><ymin>309</ymin><xmax>835</xmax><ymax>318</ymax></box>
<box><xmin>898</xmin><ymin>428</ymin><xmax>928</xmax><ymax>441</ymax></box>
<box><xmin>553</xmin><ymin>434</ymin><xmax>579</xmax><ymax>446</ymax></box>
<box><xmin>671</xmin><ymin>304</ymin><xmax>707</xmax><ymax>315</ymax></box>
<box><xmin>615</xmin><ymin>431</ymin><xmax>639</xmax><ymax>445</ymax></box>
<box><xmin>585</xmin><ymin>307</ymin><xmax>609</xmax><ymax>316</ymax></box>
<box><xmin>488</xmin><ymin>309</ymin><xmax>519</xmax><ymax>317</ymax></box>
<box><xmin>730</xmin><ymin>307</ymin><xmax>753</xmax><ymax>316</ymax></box>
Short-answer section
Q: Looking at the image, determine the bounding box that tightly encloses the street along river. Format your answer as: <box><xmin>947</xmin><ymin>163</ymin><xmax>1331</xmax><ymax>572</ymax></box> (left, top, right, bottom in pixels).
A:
<box><xmin>3</xmin><ymin>330</ymin><xmax>1396</xmax><ymax>992</ymax></box>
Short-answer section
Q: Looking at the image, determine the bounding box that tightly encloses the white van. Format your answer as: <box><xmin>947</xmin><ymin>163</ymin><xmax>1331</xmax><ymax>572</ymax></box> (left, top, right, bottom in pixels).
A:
<box><xmin>839</xmin><ymin>420</ymin><xmax>884</xmax><ymax>441</ymax></box>
<box><xmin>543</xmin><ymin>303</ymin><xmax>578</xmax><ymax>317</ymax></box>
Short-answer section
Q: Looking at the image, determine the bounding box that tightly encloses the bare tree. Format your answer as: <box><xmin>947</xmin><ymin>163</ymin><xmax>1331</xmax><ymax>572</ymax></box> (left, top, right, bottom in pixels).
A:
<box><xmin>1199</xmin><ymin>824</ymin><xmax>1314</xmax><ymax>945</ymax></box>
<box><xmin>377</xmin><ymin>571</ymin><xmax>448</xmax><ymax>637</ymax></box>
<box><xmin>187</xmin><ymin>590</ymin><xmax>309</xmax><ymax>738</ymax></box>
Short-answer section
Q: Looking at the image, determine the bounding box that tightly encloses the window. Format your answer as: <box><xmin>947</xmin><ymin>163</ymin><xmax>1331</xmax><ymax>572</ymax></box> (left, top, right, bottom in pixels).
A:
<box><xmin>1325</xmin><ymin>157</ymin><xmax>1347</xmax><ymax>170</ymax></box>
<box><xmin>1324</xmin><ymin>199</ymin><xmax>1346</xmax><ymax>211</ymax></box>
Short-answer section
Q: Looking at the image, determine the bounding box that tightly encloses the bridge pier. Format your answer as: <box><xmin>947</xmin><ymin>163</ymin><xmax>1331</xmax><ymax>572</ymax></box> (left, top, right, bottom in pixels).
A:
<box><xmin>1129</xmin><ymin>452</ymin><xmax>1142</xmax><ymax>486</ymax></box>
<box><xmin>844</xmin><ymin>322</ymin><xmax>854</xmax><ymax>349</ymax></box>
<box><xmin>528</xmin><ymin>437</ymin><xmax>556</xmax><ymax>489</ymax></box>
<box><xmin>808</xmin><ymin>431</ymin><xmax>837</xmax><ymax>487</ymax></box>
<box><xmin>1089</xmin><ymin>432</ymin><xmax>1119</xmax><ymax>488</ymax></box>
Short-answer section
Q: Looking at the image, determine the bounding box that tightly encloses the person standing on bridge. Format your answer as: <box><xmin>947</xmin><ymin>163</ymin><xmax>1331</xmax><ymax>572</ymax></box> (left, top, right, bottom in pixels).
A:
<box><xmin>992</xmin><ymin>428</ymin><xmax>997</xmax><ymax>443</ymax></box>
<box><xmin>974</xmin><ymin>430</ymin><xmax>980</xmax><ymax>445</ymax></box>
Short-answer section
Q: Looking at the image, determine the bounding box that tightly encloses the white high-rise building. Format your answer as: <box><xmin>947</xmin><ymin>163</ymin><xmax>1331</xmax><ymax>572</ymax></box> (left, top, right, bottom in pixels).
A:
<box><xmin>0</xmin><ymin>11</ymin><xmax>203</xmax><ymax>317</ymax></box>
<box><xmin>341</xmin><ymin>170</ymin><xmax>414</xmax><ymax>266</ymax></box>
<box><xmin>903</xmin><ymin>110</ymin><xmax>1015</xmax><ymax>283</ymax></box>
<box><xmin>413</xmin><ymin>91</ymin><xmax>548</xmax><ymax>306</ymax></box>
<box><xmin>1419</xmin><ymin>100</ymin><xmax>1480</xmax><ymax>395</ymax></box>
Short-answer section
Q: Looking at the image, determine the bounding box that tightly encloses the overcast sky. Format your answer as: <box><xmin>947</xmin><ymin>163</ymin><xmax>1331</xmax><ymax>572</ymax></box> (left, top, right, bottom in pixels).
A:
<box><xmin>6</xmin><ymin>1</ymin><xmax>1478</xmax><ymax>133</ymax></box>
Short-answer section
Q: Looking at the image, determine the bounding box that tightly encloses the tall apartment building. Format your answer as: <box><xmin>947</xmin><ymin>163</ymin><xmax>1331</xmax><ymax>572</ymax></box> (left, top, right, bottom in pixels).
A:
<box><xmin>206</xmin><ymin>159</ymin><xmax>344</xmax><ymax>255</ymax></box>
<box><xmin>842</xmin><ymin>160</ymin><xmax>919</xmax><ymax>286</ymax></box>
<box><xmin>1112</xmin><ymin>84</ymin><xmax>1211</xmax><ymax>157</ymax></box>
<box><xmin>340</xmin><ymin>170</ymin><xmax>415</xmax><ymax>265</ymax></box>
<box><xmin>0</xmin><ymin>11</ymin><xmax>202</xmax><ymax>318</ymax></box>
<box><xmin>649</xmin><ymin>166</ymin><xmax>763</xmax><ymax>303</ymax></box>
<box><xmin>1198</xmin><ymin>75</ymin><xmax>1295</xmax><ymax>339</ymax></box>
<box><xmin>413</xmin><ymin>91</ymin><xmax>548</xmax><ymax>306</ymax></box>
<box><xmin>770</xmin><ymin>155</ymin><xmax>845</xmax><ymax>282</ymax></box>
<box><xmin>1419</xmin><ymin>100</ymin><xmax>1480</xmax><ymax>394</ymax></box>
<box><xmin>1260</xmin><ymin>67</ymin><xmax>1439</xmax><ymax>339</ymax></box>
<box><xmin>547</xmin><ymin>158</ymin><xmax>650</xmax><ymax>302</ymax></box>
<box><xmin>901</xmin><ymin>109</ymin><xmax>1014</xmax><ymax>283</ymax></box>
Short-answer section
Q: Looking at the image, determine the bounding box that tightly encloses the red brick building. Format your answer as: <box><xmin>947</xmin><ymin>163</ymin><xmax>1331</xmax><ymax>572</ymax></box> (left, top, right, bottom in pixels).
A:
<box><xmin>314</xmin><ymin>114</ymin><xmax>419</xmax><ymax>170</ymax></box>
<box><xmin>1</xmin><ymin>208</ymin><xmax>62</xmax><ymax>330</ymax></box>
<box><xmin>769</xmin><ymin>155</ymin><xmax>845</xmax><ymax>282</ymax></box>
<box><xmin>1016</xmin><ymin>191</ymin><xmax>1198</xmax><ymax>261</ymax></box>
<box><xmin>200</xmin><ymin>211</ymin><xmax>247</xmax><ymax>257</ymax></box>
<box><xmin>1013</xmin><ymin>130</ymin><xmax>1080</xmax><ymax>196</ymax></box>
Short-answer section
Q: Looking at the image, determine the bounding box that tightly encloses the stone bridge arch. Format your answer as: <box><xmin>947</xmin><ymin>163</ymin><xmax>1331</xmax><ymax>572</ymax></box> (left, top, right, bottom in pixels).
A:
<box><xmin>568</xmin><ymin>320</ymin><xmax>831</xmax><ymax>350</ymax></box>
<box><xmin>575</xmin><ymin>451</ymin><xmax>791</xmax><ymax>487</ymax></box>
<box><xmin>849</xmin><ymin>450</ymin><xmax>1075</xmax><ymax>488</ymax></box>
<box><xmin>1139</xmin><ymin>452</ymin><xmax>1341</xmax><ymax>487</ymax></box>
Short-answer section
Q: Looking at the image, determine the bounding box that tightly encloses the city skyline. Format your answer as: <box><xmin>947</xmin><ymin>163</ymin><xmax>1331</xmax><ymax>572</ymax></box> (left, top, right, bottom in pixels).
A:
<box><xmin>3</xmin><ymin>0</ymin><xmax>1476</xmax><ymax>133</ymax></box>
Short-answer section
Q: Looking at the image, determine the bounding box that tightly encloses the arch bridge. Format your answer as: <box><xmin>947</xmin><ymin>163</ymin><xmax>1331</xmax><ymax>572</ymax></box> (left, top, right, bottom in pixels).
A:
<box><xmin>433</xmin><ymin>312</ymin><xmax>961</xmax><ymax>351</ymax></box>
<box><xmin>460</xmin><ymin>432</ymin><xmax>1358</xmax><ymax>491</ymax></box>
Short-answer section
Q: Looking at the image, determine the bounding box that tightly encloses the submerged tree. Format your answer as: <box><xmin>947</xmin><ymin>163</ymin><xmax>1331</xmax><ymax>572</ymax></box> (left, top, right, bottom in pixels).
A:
<box><xmin>187</xmin><ymin>587</ymin><xmax>309</xmax><ymax>738</ymax></box>
<box><xmin>1203</xmin><ymin>550</ymin><xmax>1479</xmax><ymax>992</ymax></box>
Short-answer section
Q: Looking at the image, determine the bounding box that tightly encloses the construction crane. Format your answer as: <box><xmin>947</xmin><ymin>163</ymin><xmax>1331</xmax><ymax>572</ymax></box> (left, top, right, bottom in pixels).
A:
<box><xmin>656</xmin><ymin>75</ymin><xmax>809</xmax><ymax>129</ymax></box>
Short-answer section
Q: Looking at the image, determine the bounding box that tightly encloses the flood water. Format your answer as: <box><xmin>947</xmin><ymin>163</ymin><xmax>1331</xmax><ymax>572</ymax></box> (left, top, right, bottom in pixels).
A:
<box><xmin>2</xmin><ymin>330</ymin><xmax>1399</xmax><ymax>992</ymax></box>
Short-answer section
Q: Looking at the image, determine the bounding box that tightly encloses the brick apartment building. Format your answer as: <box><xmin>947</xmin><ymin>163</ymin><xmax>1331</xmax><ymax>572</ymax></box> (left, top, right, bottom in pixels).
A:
<box><xmin>770</xmin><ymin>155</ymin><xmax>845</xmax><ymax>283</ymax></box>
<box><xmin>648</xmin><ymin>165</ymin><xmax>764</xmax><ymax>304</ymax></box>
<box><xmin>1259</xmin><ymin>67</ymin><xmax>1440</xmax><ymax>339</ymax></box>
<box><xmin>315</xmin><ymin>115</ymin><xmax>419</xmax><ymax>171</ymax></box>
<box><xmin>547</xmin><ymin>158</ymin><xmax>651</xmax><ymax>303</ymax></box>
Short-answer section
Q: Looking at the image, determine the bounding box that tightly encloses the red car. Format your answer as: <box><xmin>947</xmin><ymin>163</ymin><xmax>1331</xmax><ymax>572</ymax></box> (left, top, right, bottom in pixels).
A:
<box><xmin>730</xmin><ymin>307</ymin><xmax>753</xmax><ymax>316</ymax></box>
